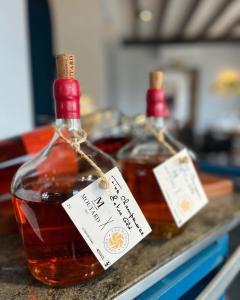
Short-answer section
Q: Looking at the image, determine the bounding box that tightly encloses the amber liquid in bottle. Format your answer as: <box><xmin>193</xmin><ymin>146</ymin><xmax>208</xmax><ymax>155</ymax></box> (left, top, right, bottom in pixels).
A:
<box><xmin>119</xmin><ymin>155</ymin><xmax>181</xmax><ymax>239</ymax></box>
<box><xmin>11</xmin><ymin>137</ymin><xmax>113</xmax><ymax>286</ymax></box>
<box><xmin>12</xmin><ymin>176</ymin><xmax>102</xmax><ymax>286</ymax></box>
<box><xmin>0</xmin><ymin>126</ymin><xmax>53</xmax><ymax>234</ymax></box>
<box><xmin>0</xmin><ymin>137</ymin><xmax>31</xmax><ymax>234</ymax></box>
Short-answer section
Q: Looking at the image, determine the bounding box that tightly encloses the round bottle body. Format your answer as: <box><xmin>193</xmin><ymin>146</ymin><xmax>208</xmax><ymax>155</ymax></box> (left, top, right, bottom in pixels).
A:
<box><xmin>12</xmin><ymin>134</ymin><xmax>116</xmax><ymax>286</ymax></box>
<box><xmin>118</xmin><ymin>129</ymin><xmax>183</xmax><ymax>239</ymax></box>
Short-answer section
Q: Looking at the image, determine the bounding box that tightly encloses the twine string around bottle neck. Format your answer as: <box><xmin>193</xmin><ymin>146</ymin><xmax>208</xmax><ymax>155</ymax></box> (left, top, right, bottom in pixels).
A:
<box><xmin>145</xmin><ymin>120</ymin><xmax>177</xmax><ymax>155</ymax></box>
<box><xmin>53</xmin><ymin>125</ymin><xmax>109</xmax><ymax>189</ymax></box>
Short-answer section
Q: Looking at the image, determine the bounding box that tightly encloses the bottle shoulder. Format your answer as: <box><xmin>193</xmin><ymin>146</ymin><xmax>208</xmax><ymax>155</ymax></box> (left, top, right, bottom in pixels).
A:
<box><xmin>117</xmin><ymin>130</ymin><xmax>183</xmax><ymax>163</ymax></box>
<box><xmin>12</xmin><ymin>135</ymin><xmax>116</xmax><ymax>202</ymax></box>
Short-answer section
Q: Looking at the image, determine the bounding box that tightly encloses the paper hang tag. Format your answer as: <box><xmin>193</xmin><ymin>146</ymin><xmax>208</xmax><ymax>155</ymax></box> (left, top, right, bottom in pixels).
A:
<box><xmin>62</xmin><ymin>167</ymin><xmax>152</xmax><ymax>270</ymax></box>
<box><xmin>153</xmin><ymin>148</ymin><xmax>208</xmax><ymax>227</ymax></box>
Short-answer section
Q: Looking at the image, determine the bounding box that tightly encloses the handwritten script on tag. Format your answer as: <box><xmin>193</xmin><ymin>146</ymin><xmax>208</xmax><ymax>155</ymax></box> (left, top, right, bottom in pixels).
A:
<box><xmin>153</xmin><ymin>149</ymin><xmax>208</xmax><ymax>227</ymax></box>
<box><xmin>62</xmin><ymin>167</ymin><xmax>151</xmax><ymax>269</ymax></box>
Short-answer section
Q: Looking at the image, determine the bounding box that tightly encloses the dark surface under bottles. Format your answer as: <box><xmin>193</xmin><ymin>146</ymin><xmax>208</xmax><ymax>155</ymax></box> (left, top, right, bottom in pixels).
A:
<box><xmin>1</xmin><ymin>194</ymin><xmax>240</xmax><ymax>299</ymax></box>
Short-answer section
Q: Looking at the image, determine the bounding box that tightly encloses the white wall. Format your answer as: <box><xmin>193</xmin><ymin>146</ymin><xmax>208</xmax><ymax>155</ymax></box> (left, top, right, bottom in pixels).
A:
<box><xmin>106</xmin><ymin>44</ymin><xmax>240</xmax><ymax>134</ymax></box>
<box><xmin>0</xmin><ymin>0</ymin><xmax>33</xmax><ymax>138</ymax></box>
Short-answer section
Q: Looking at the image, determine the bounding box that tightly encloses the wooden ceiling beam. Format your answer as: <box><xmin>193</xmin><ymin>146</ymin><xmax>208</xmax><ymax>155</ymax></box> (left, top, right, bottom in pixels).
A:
<box><xmin>154</xmin><ymin>0</ymin><xmax>171</xmax><ymax>37</ymax></box>
<box><xmin>122</xmin><ymin>37</ymin><xmax>240</xmax><ymax>46</ymax></box>
<box><xmin>221</xmin><ymin>17</ymin><xmax>240</xmax><ymax>38</ymax></box>
<box><xmin>197</xmin><ymin>0</ymin><xmax>235</xmax><ymax>37</ymax></box>
<box><xmin>175</xmin><ymin>0</ymin><xmax>202</xmax><ymax>37</ymax></box>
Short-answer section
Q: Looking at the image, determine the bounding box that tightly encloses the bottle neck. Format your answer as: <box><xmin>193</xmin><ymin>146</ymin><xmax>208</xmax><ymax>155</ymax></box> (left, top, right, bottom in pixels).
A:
<box><xmin>147</xmin><ymin>116</ymin><xmax>166</xmax><ymax>131</ymax></box>
<box><xmin>56</xmin><ymin>118</ymin><xmax>82</xmax><ymax>137</ymax></box>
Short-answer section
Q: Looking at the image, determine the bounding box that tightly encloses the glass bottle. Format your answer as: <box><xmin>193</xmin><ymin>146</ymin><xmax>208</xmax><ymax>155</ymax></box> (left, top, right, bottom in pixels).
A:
<box><xmin>118</xmin><ymin>71</ymin><xmax>184</xmax><ymax>239</ymax></box>
<box><xmin>0</xmin><ymin>125</ymin><xmax>53</xmax><ymax>234</ymax></box>
<box><xmin>11</xmin><ymin>54</ymin><xmax>116</xmax><ymax>286</ymax></box>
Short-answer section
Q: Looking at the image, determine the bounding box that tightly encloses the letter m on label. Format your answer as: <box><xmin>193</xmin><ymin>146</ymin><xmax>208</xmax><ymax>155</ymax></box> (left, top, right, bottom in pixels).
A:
<box><xmin>94</xmin><ymin>196</ymin><xmax>104</xmax><ymax>209</ymax></box>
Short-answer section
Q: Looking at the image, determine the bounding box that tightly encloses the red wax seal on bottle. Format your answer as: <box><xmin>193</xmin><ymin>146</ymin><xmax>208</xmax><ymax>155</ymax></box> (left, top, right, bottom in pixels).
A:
<box><xmin>53</xmin><ymin>54</ymin><xmax>80</xmax><ymax>119</ymax></box>
<box><xmin>53</xmin><ymin>79</ymin><xmax>80</xmax><ymax>119</ymax></box>
<box><xmin>146</xmin><ymin>71</ymin><xmax>169</xmax><ymax>118</ymax></box>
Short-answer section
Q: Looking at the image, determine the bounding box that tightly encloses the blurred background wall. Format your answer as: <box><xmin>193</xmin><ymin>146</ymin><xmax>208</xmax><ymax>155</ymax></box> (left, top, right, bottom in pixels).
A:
<box><xmin>103</xmin><ymin>0</ymin><xmax>240</xmax><ymax>135</ymax></box>
<box><xmin>0</xmin><ymin>0</ymin><xmax>33</xmax><ymax>138</ymax></box>
<box><xmin>1</xmin><ymin>0</ymin><xmax>240</xmax><ymax>141</ymax></box>
<box><xmin>49</xmin><ymin>0</ymin><xmax>107</xmax><ymax>107</ymax></box>
<box><xmin>108</xmin><ymin>45</ymin><xmax>240</xmax><ymax>134</ymax></box>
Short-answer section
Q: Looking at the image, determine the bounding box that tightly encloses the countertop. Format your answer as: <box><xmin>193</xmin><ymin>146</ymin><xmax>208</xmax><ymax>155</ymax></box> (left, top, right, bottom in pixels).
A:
<box><xmin>1</xmin><ymin>195</ymin><xmax>240</xmax><ymax>300</ymax></box>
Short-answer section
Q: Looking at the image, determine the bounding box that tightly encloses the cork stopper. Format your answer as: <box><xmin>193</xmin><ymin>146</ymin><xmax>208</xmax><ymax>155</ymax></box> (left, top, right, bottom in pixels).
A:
<box><xmin>149</xmin><ymin>71</ymin><xmax>163</xmax><ymax>89</ymax></box>
<box><xmin>56</xmin><ymin>53</ymin><xmax>75</xmax><ymax>79</ymax></box>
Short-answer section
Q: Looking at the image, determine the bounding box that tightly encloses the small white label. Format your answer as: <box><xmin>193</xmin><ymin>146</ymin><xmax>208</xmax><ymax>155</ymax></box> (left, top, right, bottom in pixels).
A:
<box><xmin>153</xmin><ymin>149</ymin><xmax>208</xmax><ymax>227</ymax></box>
<box><xmin>62</xmin><ymin>167</ymin><xmax>152</xmax><ymax>269</ymax></box>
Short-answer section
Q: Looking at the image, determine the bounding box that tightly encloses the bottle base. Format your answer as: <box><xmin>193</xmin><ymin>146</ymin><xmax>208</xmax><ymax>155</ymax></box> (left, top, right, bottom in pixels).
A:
<box><xmin>28</xmin><ymin>257</ymin><xmax>104</xmax><ymax>286</ymax></box>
